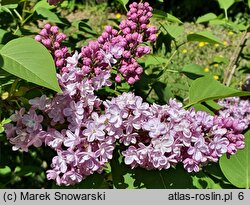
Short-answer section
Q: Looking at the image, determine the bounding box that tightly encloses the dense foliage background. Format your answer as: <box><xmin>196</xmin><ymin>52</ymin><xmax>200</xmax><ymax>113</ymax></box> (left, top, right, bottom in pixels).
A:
<box><xmin>0</xmin><ymin>0</ymin><xmax>249</xmax><ymax>188</ymax></box>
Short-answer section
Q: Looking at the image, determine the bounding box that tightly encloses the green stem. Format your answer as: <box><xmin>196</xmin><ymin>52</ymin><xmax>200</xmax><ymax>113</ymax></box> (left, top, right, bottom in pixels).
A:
<box><xmin>21</xmin><ymin>0</ymin><xmax>27</xmax><ymax>20</ymax></box>
<box><xmin>13</xmin><ymin>9</ymin><xmax>23</xmax><ymax>22</ymax></box>
<box><xmin>21</xmin><ymin>13</ymin><xmax>34</xmax><ymax>26</ymax></box>
<box><xmin>13</xmin><ymin>25</ymin><xmax>20</xmax><ymax>35</ymax></box>
<box><xmin>158</xmin><ymin>49</ymin><xmax>178</xmax><ymax>82</ymax></box>
<box><xmin>164</xmin><ymin>69</ymin><xmax>179</xmax><ymax>73</ymax></box>
<box><xmin>145</xmin><ymin>86</ymin><xmax>153</xmax><ymax>99</ymax></box>
<box><xmin>224</xmin><ymin>9</ymin><xmax>228</xmax><ymax>21</ymax></box>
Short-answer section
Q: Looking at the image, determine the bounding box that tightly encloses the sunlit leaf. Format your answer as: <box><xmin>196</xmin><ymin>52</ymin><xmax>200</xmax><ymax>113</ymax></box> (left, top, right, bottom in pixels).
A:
<box><xmin>0</xmin><ymin>37</ymin><xmax>62</xmax><ymax>92</ymax></box>
<box><xmin>153</xmin><ymin>10</ymin><xmax>183</xmax><ymax>24</ymax></box>
<box><xmin>186</xmin><ymin>76</ymin><xmax>250</xmax><ymax>107</ymax></box>
<box><xmin>196</xmin><ymin>13</ymin><xmax>217</xmax><ymax>23</ymax></box>
<box><xmin>187</xmin><ymin>31</ymin><xmax>223</xmax><ymax>44</ymax></box>
<box><xmin>163</xmin><ymin>25</ymin><xmax>184</xmax><ymax>39</ymax></box>
<box><xmin>218</xmin><ymin>0</ymin><xmax>235</xmax><ymax>10</ymax></box>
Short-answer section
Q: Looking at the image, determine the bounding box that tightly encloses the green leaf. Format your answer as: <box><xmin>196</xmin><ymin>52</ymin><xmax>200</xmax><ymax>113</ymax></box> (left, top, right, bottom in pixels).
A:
<box><xmin>0</xmin><ymin>4</ymin><xmax>18</xmax><ymax>12</ymax></box>
<box><xmin>213</xmin><ymin>56</ymin><xmax>229</xmax><ymax>64</ymax></box>
<box><xmin>145</xmin><ymin>55</ymin><xmax>166</xmax><ymax>67</ymax></box>
<box><xmin>196</xmin><ymin>13</ymin><xmax>217</xmax><ymax>23</ymax></box>
<box><xmin>186</xmin><ymin>76</ymin><xmax>250</xmax><ymax>107</ymax></box>
<box><xmin>0</xmin><ymin>29</ymin><xmax>17</xmax><ymax>44</ymax></box>
<box><xmin>181</xmin><ymin>64</ymin><xmax>208</xmax><ymax>79</ymax></box>
<box><xmin>163</xmin><ymin>25</ymin><xmax>184</xmax><ymax>39</ymax></box>
<box><xmin>36</xmin><ymin>7</ymin><xmax>64</xmax><ymax>24</ymax></box>
<box><xmin>111</xmin><ymin>147</ymin><xmax>195</xmax><ymax>188</ymax></box>
<box><xmin>0</xmin><ymin>118</ymin><xmax>11</xmax><ymax>133</ymax></box>
<box><xmin>110</xmin><ymin>148</ymin><xmax>136</xmax><ymax>188</ymax></box>
<box><xmin>153</xmin><ymin>10</ymin><xmax>183</xmax><ymax>24</ymax></box>
<box><xmin>32</xmin><ymin>0</ymin><xmax>55</xmax><ymax>12</ymax></box>
<box><xmin>152</xmin><ymin>82</ymin><xmax>174</xmax><ymax>104</ymax></box>
<box><xmin>131</xmin><ymin>165</ymin><xmax>195</xmax><ymax>188</ymax></box>
<box><xmin>191</xmin><ymin>100</ymin><xmax>222</xmax><ymax>115</ymax></box>
<box><xmin>226</xmin><ymin>21</ymin><xmax>247</xmax><ymax>31</ymax></box>
<box><xmin>218</xmin><ymin>0</ymin><xmax>235</xmax><ymax>10</ymax></box>
<box><xmin>0</xmin><ymin>37</ymin><xmax>62</xmax><ymax>92</ymax></box>
<box><xmin>77</xmin><ymin>20</ymin><xmax>98</xmax><ymax>37</ymax></box>
<box><xmin>219</xmin><ymin>129</ymin><xmax>250</xmax><ymax>188</ymax></box>
<box><xmin>191</xmin><ymin>103</ymin><xmax>215</xmax><ymax>115</ymax></box>
<box><xmin>209</xmin><ymin>19</ymin><xmax>226</xmax><ymax>26</ymax></box>
<box><xmin>192</xmin><ymin>172</ymin><xmax>222</xmax><ymax>188</ymax></box>
<box><xmin>0</xmin><ymin>166</ymin><xmax>11</xmax><ymax>175</ymax></box>
<box><xmin>15</xmin><ymin>165</ymin><xmax>42</xmax><ymax>177</ymax></box>
<box><xmin>117</xmin><ymin>0</ymin><xmax>129</xmax><ymax>11</ymax></box>
<box><xmin>187</xmin><ymin>31</ymin><xmax>223</xmax><ymax>44</ymax></box>
<box><xmin>205</xmin><ymin>100</ymin><xmax>222</xmax><ymax>110</ymax></box>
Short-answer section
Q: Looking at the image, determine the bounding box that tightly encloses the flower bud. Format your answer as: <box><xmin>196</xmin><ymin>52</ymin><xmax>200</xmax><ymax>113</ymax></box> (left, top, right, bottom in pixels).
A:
<box><xmin>123</xmin><ymin>51</ymin><xmax>131</xmax><ymax>58</ymax></box>
<box><xmin>39</xmin><ymin>29</ymin><xmax>48</xmax><ymax>37</ymax></box>
<box><xmin>135</xmin><ymin>67</ymin><xmax>143</xmax><ymax>74</ymax></box>
<box><xmin>56</xmin><ymin>33</ymin><xmax>67</xmax><ymax>42</ymax></box>
<box><xmin>105</xmin><ymin>26</ymin><xmax>113</xmax><ymax>33</ymax></box>
<box><xmin>115</xmin><ymin>74</ymin><xmax>122</xmax><ymax>83</ymax></box>
<box><xmin>50</xmin><ymin>26</ymin><xmax>59</xmax><ymax>34</ymax></box>
<box><xmin>42</xmin><ymin>39</ymin><xmax>51</xmax><ymax>48</ymax></box>
<box><xmin>44</xmin><ymin>23</ymin><xmax>51</xmax><ymax>30</ymax></box>
<box><xmin>149</xmin><ymin>34</ymin><xmax>157</xmax><ymax>42</ymax></box>
<box><xmin>112</xmin><ymin>29</ymin><xmax>118</xmax><ymax>36</ymax></box>
<box><xmin>127</xmin><ymin>77</ymin><xmax>136</xmax><ymax>84</ymax></box>
<box><xmin>35</xmin><ymin>35</ymin><xmax>42</xmax><ymax>42</ymax></box>
<box><xmin>82</xmin><ymin>66</ymin><xmax>91</xmax><ymax>74</ymax></box>
<box><xmin>54</xmin><ymin>49</ymin><xmax>64</xmax><ymax>58</ymax></box>
<box><xmin>56</xmin><ymin>59</ymin><xmax>64</xmax><ymax>67</ymax></box>
<box><xmin>54</xmin><ymin>42</ymin><xmax>60</xmax><ymax>49</ymax></box>
<box><xmin>101</xmin><ymin>32</ymin><xmax>109</xmax><ymax>39</ymax></box>
<box><xmin>123</xmin><ymin>28</ymin><xmax>131</xmax><ymax>35</ymax></box>
<box><xmin>236</xmin><ymin>141</ymin><xmax>245</xmax><ymax>149</ymax></box>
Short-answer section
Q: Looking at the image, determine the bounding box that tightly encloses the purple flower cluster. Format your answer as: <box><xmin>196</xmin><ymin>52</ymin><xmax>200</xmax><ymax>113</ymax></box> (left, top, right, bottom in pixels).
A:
<box><xmin>35</xmin><ymin>24</ymin><xmax>69</xmax><ymax>70</ymax></box>
<box><xmin>218</xmin><ymin>97</ymin><xmax>250</xmax><ymax>130</ymax></box>
<box><xmin>4</xmin><ymin>108</ymin><xmax>45</xmax><ymax>152</ymax></box>
<box><xmin>4</xmin><ymin>2</ymin><xmax>248</xmax><ymax>186</ymax></box>
<box><xmin>104</xmin><ymin>93</ymin><xmax>246</xmax><ymax>172</ymax></box>
<box><xmin>5</xmin><ymin>62</ymin><xmax>113</xmax><ymax>185</ymax></box>
<box><xmin>59</xmin><ymin>2</ymin><xmax>157</xmax><ymax>84</ymax></box>
<box><xmin>5</xmin><ymin>88</ymin><xmax>247</xmax><ymax>185</ymax></box>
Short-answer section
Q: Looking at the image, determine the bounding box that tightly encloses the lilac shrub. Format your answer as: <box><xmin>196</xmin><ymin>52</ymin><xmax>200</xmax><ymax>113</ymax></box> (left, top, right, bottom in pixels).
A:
<box><xmin>4</xmin><ymin>2</ymin><xmax>249</xmax><ymax>186</ymax></box>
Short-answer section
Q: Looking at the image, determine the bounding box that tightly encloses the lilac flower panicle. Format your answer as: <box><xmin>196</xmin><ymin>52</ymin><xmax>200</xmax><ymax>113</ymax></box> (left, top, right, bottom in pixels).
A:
<box><xmin>35</xmin><ymin>23</ymin><xmax>69</xmax><ymax>70</ymax></box>
<box><xmin>4</xmin><ymin>2</ymin><xmax>249</xmax><ymax>186</ymax></box>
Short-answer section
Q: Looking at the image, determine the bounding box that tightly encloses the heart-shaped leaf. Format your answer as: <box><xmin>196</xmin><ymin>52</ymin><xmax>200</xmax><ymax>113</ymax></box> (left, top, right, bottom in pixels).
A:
<box><xmin>181</xmin><ymin>64</ymin><xmax>208</xmax><ymax>79</ymax></box>
<box><xmin>186</xmin><ymin>76</ymin><xmax>250</xmax><ymax>107</ymax></box>
<box><xmin>163</xmin><ymin>25</ymin><xmax>184</xmax><ymax>39</ymax></box>
<box><xmin>187</xmin><ymin>31</ymin><xmax>223</xmax><ymax>44</ymax></box>
<box><xmin>196</xmin><ymin>13</ymin><xmax>217</xmax><ymax>24</ymax></box>
<box><xmin>36</xmin><ymin>7</ymin><xmax>64</xmax><ymax>24</ymax></box>
<box><xmin>218</xmin><ymin>0</ymin><xmax>234</xmax><ymax>11</ymax></box>
<box><xmin>0</xmin><ymin>37</ymin><xmax>62</xmax><ymax>93</ymax></box>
